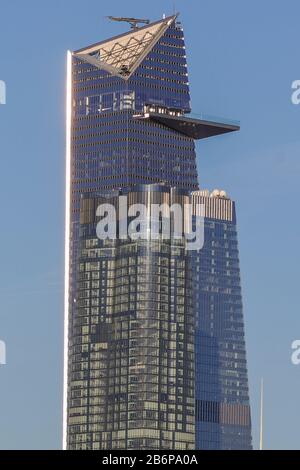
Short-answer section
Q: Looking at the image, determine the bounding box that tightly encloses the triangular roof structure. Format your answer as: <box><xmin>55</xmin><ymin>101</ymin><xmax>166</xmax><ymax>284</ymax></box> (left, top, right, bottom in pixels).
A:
<box><xmin>74</xmin><ymin>14</ymin><xmax>177</xmax><ymax>79</ymax></box>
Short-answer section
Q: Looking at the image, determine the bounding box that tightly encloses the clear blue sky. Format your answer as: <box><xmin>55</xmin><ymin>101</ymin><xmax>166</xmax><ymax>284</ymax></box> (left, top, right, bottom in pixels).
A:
<box><xmin>0</xmin><ymin>0</ymin><xmax>299</xmax><ymax>450</ymax></box>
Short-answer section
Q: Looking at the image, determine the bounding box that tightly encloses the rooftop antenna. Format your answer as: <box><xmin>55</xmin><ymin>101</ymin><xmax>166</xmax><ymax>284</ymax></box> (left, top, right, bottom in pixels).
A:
<box><xmin>259</xmin><ymin>378</ymin><xmax>264</xmax><ymax>450</ymax></box>
<box><xmin>107</xmin><ymin>16</ymin><xmax>150</xmax><ymax>30</ymax></box>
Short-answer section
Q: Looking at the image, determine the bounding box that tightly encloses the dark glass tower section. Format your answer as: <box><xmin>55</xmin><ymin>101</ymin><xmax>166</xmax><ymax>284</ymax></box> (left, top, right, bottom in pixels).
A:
<box><xmin>64</xmin><ymin>13</ymin><xmax>249</xmax><ymax>450</ymax></box>
<box><xmin>71</xmin><ymin>15</ymin><xmax>198</xmax><ymax>201</ymax></box>
<box><xmin>192</xmin><ymin>191</ymin><xmax>252</xmax><ymax>450</ymax></box>
<box><xmin>69</xmin><ymin>186</ymin><xmax>195</xmax><ymax>450</ymax></box>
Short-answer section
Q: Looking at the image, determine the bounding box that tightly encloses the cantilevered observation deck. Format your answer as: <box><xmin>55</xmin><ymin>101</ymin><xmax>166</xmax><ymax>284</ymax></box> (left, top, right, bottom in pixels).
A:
<box><xmin>133</xmin><ymin>110</ymin><xmax>240</xmax><ymax>140</ymax></box>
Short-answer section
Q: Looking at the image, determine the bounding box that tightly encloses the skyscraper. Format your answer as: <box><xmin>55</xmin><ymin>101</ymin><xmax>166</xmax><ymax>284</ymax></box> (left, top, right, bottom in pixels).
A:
<box><xmin>64</xmin><ymin>14</ymin><xmax>250</xmax><ymax>450</ymax></box>
<box><xmin>71</xmin><ymin>185</ymin><xmax>195</xmax><ymax>450</ymax></box>
<box><xmin>192</xmin><ymin>191</ymin><xmax>252</xmax><ymax>450</ymax></box>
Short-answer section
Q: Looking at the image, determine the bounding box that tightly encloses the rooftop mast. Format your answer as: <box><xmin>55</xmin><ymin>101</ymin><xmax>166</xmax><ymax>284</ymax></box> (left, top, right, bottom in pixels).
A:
<box><xmin>107</xmin><ymin>16</ymin><xmax>150</xmax><ymax>30</ymax></box>
<box><xmin>259</xmin><ymin>378</ymin><xmax>264</xmax><ymax>450</ymax></box>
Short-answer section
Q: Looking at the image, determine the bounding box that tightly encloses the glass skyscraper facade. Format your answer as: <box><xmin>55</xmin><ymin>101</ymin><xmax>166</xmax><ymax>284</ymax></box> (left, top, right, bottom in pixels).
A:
<box><xmin>192</xmin><ymin>191</ymin><xmax>252</xmax><ymax>450</ymax></box>
<box><xmin>64</xmin><ymin>14</ymin><xmax>251</xmax><ymax>450</ymax></box>
<box><xmin>68</xmin><ymin>186</ymin><xmax>195</xmax><ymax>449</ymax></box>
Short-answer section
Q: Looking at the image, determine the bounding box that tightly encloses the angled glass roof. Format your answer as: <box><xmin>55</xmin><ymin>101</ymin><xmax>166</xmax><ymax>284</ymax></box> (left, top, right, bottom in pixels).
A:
<box><xmin>74</xmin><ymin>15</ymin><xmax>177</xmax><ymax>79</ymax></box>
